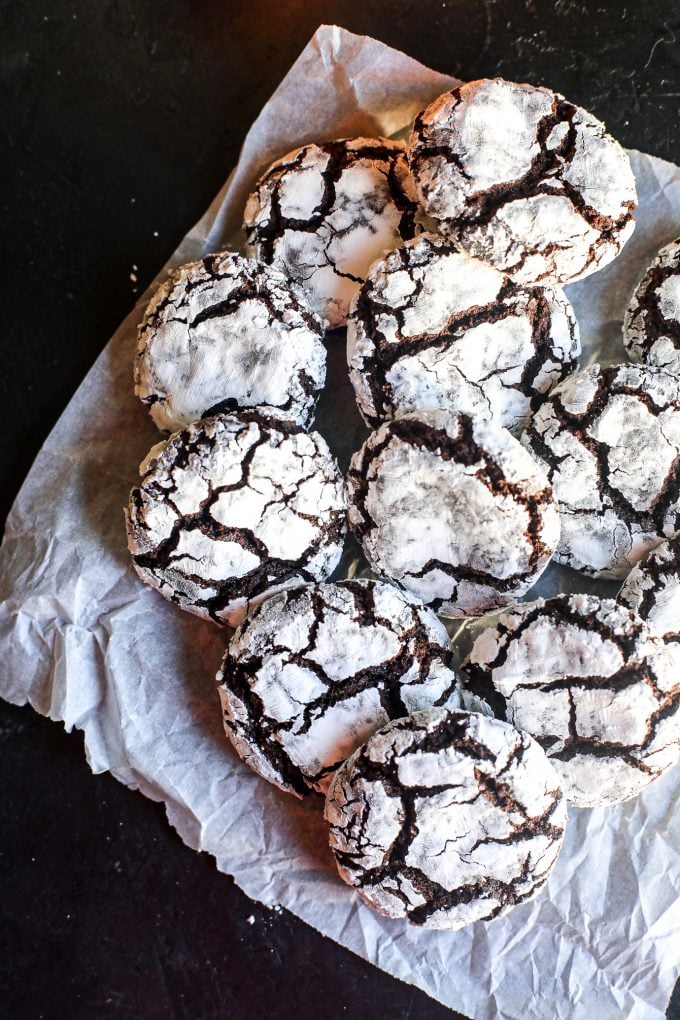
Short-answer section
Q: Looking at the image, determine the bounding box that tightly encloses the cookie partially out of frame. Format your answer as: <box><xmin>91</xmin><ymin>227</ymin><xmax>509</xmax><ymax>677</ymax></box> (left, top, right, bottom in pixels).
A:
<box><xmin>409</xmin><ymin>78</ymin><xmax>636</xmax><ymax>285</ymax></box>
<box><xmin>324</xmin><ymin>707</ymin><xmax>566</xmax><ymax>929</ymax></box>
<box><xmin>346</xmin><ymin>409</ymin><xmax>560</xmax><ymax>617</ymax></box>
<box><xmin>243</xmin><ymin>137</ymin><xmax>423</xmax><ymax>329</ymax></box>
<box><xmin>522</xmin><ymin>362</ymin><xmax>680</xmax><ymax>579</ymax></box>
<box><xmin>623</xmin><ymin>236</ymin><xmax>680</xmax><ymax>374</ymax></box>
<box><xmin>218</xmin><ymin>579</ymin><xmax>460</xmax><ymax>797</ymax></box>
<box><xmin>135</xmin><ymin>252</ymin><xmax>326</xmax><ymax>432</ymax></box>
<box><xmin>125</xmin><ymin>409</ymin><xmax>346</xmax><ymax>626</ymax></box>
<box><xmin>463</xmin><ymin>594</ymin><xmax>680</xmax><ymax>807</ymax></box>
<box><xmin>618</xmin><ymin>534</ymin><xmax>680</xmax><ymax>642</ymax></box>
<box><xmin>348</xmin><ymin>232</ymin><xmax>580</xmax><ymax>431</ymax></box>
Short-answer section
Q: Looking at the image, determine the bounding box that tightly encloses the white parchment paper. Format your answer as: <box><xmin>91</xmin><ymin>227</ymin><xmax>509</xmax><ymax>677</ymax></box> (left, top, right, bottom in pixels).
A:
<box><xmin>1</xmin><ymin>25</ymin><xmax>679</xmax><ymax>1020</ymax></box>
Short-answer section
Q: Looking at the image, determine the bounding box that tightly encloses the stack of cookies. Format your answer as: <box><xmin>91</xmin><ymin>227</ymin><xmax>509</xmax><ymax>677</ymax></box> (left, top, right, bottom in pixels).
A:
<box><xmin>125</xmin><ymin>78</ymin><xmax>680</xmax><ymax>930</ymax></box>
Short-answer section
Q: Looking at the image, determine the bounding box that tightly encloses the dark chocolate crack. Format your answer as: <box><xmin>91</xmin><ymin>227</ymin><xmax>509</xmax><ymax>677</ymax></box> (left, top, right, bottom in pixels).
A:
<box><xmin>524</xmin><ymin>363</ymin><xmax>680</xmax><ymax>534</ymax></box>
<box><xmin>328</xmin><ymin>711</ymin><xmax>564</xmax><ymax>926</ymax></box>
<box><xmin>352</xmin><ymin>239</ymin><xmax>576</xmax><ymax>427</ymax></box>
<box><xmin>127</xmin><ymin>414</ymin><xmax>346</xmax><ymax>624</ymax></box>
<box><xmin>462</xmin><ymin>595</ymin><xmax>680</xmax><ymax>775</ymax></box>
<box><xmin>136</xmin><ymin>253</ymin><xmax>324</xmax><ymax>427</ymax></box>
<box><xmin>409</xmin><ymin>85</ymin><xmax>634</xmax><ymax>279</ymax></box>
<box><xmin>413</xmin><ymin>95</ymin><xmax>580</xmax><ymax>228</ymax></box>
<box><xmin>348</xmin><ymin>413</ymin><xmax>554</xmax><ymax>591</ymax></box>
<box><xmin>244</xmin><ymin>140</ymin><xmax>422</xmax><ymax>318</ymax></box>
<box><xmin>618</xmin><ymin>533</ymin><xmax>680</xmax><ymax>633</ymax></box>
<box><xmin>626</xmin><ymin>244</ymin><xmax>680</xmax><ymax>358</ymax></box>
<box><xmin>218</xmin><ymin>580</ymin><xmax>457</xmax><ymax>794</ymax></box>
<box><xmin>245</xmin><ymin>140</ymin><xmax>421</xmax><ymax>260</ymax></box>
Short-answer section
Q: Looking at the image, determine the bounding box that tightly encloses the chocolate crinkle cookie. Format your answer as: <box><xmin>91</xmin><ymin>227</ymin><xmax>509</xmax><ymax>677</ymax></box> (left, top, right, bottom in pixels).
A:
<box><xmin>217</xmin><ymin>579</ymin><xmax>461</xmax><ymax>797</ymax></box>
<box><xmin>125</xmin><ymin>409</ymin><xmax>346</xmax><ymax>627</ymax></box>
<box><xmin>522</xmin><ymin>361</ymin><xmax>680</xmax><ymax>579</ymax></box>
<box><xmin>623</xmin><ymin>237</ymin><xmax>680</xmax><ymax>374</ymax></box>
<box><xmin>346</xmin><ymin>409</ymin><xmax>560</xmax><ymax>618</ymax></box>
<box><xmin>463</xmin><ymin>594</ymin><xmax>680</xmax><ymax>807</ymax></box>
<box><xmin>618</xmin><ymin>534</ymin><xmax>680</xmax><ymax>642</ymax></box>
<box><xmin>243</xmin><ymin>137</ymin><xmax>423</xmax><ymax>329</ymax></box>
<box><xmin>324</xmin><ymin>707</ymin><xmax>566</xmax><ymax>929</ymax></box>
<box><xmin>135</xmin><ymin>252</ymin><xmax>326</xmax><ymax>433</ymax></box>
<box><xmin>408</xmin><ymin>78</ymin><xmax>637</xmax><ymax>286</ymax></box>
<box><xmin>347</xmin><ymin>232</ymin><xmax>580</xmax><ymax>431</ymax></box>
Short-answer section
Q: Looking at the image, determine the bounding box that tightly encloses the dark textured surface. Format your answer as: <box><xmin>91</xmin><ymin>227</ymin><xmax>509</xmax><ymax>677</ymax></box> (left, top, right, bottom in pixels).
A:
<box><xmin>2</xmin><ymin>0</ymin><xmax>680</xmax><ymax>1016</ymax></box>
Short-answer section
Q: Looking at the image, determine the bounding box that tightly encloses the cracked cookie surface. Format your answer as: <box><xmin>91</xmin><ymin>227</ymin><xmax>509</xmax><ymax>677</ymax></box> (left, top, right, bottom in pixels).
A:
<box><xmin>135</xmin><ymin>252</ymin><xmax>326</xmax><ymax>432</ymax></box>
<box><xmin>521</xmin><ymin>362</ymin><xmax>680</xmax><ymax>579</ymax></box>
<box><xmin>408</xmin><ymin>78</ymin><xmax>636</xmax><ymax>285</ymax></box>
<box><xmin>618</xmin><ymin>534</ymin><xmax>680</xmax><ymax>642</ymax></box>
<box><xmin>125</xmin><ymin>409</ymin><xmax>347</xmax><ymax>626</ymax></box>
<box><xmin>218</xmin><ymin>579</ymin><xmax>461</xmax><ymax>797</ymax></box>
<box><xmin>346</xmin><ymin>409</ymin><xmax>560</xmax><ymax>618</ymax></box>
<box><xmin>463</xmin><ymin>594</ymin><xmax>680</xmax><ymax>807</ymax></box>
<box><xmin>243</xmin><ymin>137</ymin><xmax>423</xmax><ymax>329</ymax></box>
<box><xmin>324</xmin><ymin>707</ymin><xmax>566</xmax><ymax>928</ymax></box>
<box><xmin>348</xmin><ymin>232</ymin><xmax>580</xmax><ymax>431</ymax></box>
<box><xmin>624</xmin><ymin>237</ymin><xmax>680</xmax><ymax>373</ymax></box>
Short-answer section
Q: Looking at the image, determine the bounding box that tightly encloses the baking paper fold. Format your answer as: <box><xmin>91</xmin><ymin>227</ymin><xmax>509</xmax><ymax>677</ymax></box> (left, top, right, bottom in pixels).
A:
<box><xmin>1</xmin><ymin>25</ymin><xmax>679</xmax><ymax>1020</ymax></box>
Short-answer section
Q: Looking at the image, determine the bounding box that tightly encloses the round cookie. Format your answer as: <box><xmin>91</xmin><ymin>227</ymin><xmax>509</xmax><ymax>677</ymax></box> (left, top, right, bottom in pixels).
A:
<box><xmin>348</xmin><ymin>232</ymin><xmax>580</xmax><ymax>431</ymax></box>
<box><xmin>135</xmin><ymin>252</ymin><xmax>326</xmax><ymax>433</ymax></box>
<box><xmin>324</xmin><ymin>707</ymin><xmax>566</xmax><ymax>929</ymax></box>
<box><xmin>463</xmin><ymin>594</ymin><xmax>680</xmax><ymax>807</ymax></box>
<box><xmin>125</xmin><ymin>409</ymin><xmax>346</xmax><ymax>626</ymax></box>
<box><xmin>618</xmin><ymin>534</ymin><xmax>680</xmax><ymax>642</ymax></box>
<box><xmin>522</xmin><ymin>362</ymin><xmax>680</xmax><ymax>579</ymax></box>
<box><xmin>218</xmin><ymin>579</ymin><xmax>461</xmax><ymax>797</ymax></box>
<box><xmin>346</xmin><ymin>409</ymin><xmax>560</xmax><ymax>618</ymax></box>
<box><xmin>243</xmin><ymin>137</ymin><xmax>423</xmax><ymax>329</ymax></box>
<box><xmin>408</xmin><ymin>78</ymin><xmax>637</xmax><ymax>285</ymax></box>
<box><xmin>623</xmin><ymin>237</ymin><xmax>680</xmax><ymax>373</ymax></box>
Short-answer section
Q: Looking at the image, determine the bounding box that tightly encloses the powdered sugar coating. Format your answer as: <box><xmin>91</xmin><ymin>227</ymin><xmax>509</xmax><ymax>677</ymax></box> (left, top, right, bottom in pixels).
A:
<box><xmin>135</xmin><ymin>252</ymin><xmax>326</xmax><ymax>432</ymax></box>
<box><xmin>623</xmin><ymin>237</ymin><xmax>680</xmax><ymax>373</ymax></box>
<box><xmin>408</xmin><ymin>78</ymin><xmax>637</xmax><ymax>285</ymax></box>
<box><xmin>347</xmin><ymin>232</ymin><xmax>580</xmax><ymax>430</ymax></box>
<box><xmin>218</xmin><ymin>579</ymin><xmax>461</xmax><ymax>797</ymax></box>
<box><xmin>618</xmin><ymin>534</ymin><xmax>680</xmax><ymax>641</ymax></box>
<box><xmin>463</xmin><ymin>594</ymin><xmax>680</xmax><ymax>807</ymax></box>
<box><xmin>243</xmin><ymin>138</ymin><xmax>423</xmax><ymax>329</ymax></box>
<box><xmin>522</xmin><ymin>362</ymin><xmax>680</xmax><ymax>579</ymax></box>
<box><xmin>346</xmin><ymin>409</ymin><xmax>560</xmax><ymax>618</ymax></box>
<box><xmin>125</xmin><ymin>410</ymin><xmax>347</xmax><ymax>626</ymax></box>
<box><xmin>324</xmin><ymin>707</ymin><xmax>566</xmax><ymax>928</ymax></box>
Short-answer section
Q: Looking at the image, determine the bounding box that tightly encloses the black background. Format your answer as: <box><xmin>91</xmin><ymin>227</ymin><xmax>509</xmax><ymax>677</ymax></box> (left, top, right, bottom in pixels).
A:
<box><xmin>3</xmin><ymin>2</ymin><xmax>680</xmax><ymax>1017</ymax></box>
